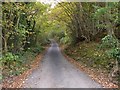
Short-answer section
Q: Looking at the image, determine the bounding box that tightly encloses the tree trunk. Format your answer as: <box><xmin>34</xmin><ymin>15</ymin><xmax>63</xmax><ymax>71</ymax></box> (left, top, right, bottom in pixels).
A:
<box><xmin>105</xmin><ymin>2</ymin><xmax>115</xmax><ymax>36</ymax></box>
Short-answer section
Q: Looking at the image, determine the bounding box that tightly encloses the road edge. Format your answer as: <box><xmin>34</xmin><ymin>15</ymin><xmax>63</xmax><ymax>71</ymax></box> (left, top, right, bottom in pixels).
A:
<box><xmin>60</xmin><ymin>45</ymin><xmax>118</xmax><ymax>88</ymax></box>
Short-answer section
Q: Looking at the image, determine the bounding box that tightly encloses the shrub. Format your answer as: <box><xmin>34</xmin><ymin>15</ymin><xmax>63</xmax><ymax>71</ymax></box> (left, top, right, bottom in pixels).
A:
<box><xmin>107</xmin><ymin>48</ymin><xmax>120</xmax><ymax>60</ymax></box>
<box><xmin>1</xmin><ymin>50</ymin><xmax>38</xmax><ymax>78</ymax></box>
<box><xmin>1</xmin><ymin>52</ymin><xmax>19</xmax><ymax>67</ymax></box>
<box><xmin>101</xmin><ymin>35</ymin><xmax>119</xmax><ymax>48</ymax></box>
<box><xmin>27</xmin><ymin>45</ymin><xmax>44</xmax><ymax>54</ymax></box>
<box><xmin>60</xmin><ymin>36</ymin><xmax>70</xmax><ymax>44</ymax></box>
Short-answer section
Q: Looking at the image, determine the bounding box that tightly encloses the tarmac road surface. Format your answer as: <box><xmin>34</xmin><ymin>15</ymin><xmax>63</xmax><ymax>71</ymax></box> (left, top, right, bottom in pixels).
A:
<box><xmin>23</xmin><ymin>40</ymin><xmax>102</xmax><ymax>88</ymax></box>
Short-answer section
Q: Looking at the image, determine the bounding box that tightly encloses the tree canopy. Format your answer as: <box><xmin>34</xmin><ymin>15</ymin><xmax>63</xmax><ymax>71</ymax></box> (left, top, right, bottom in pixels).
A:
<box><xmin>1</xmin><ymin>2</ymin><xmax>120</xmax><ymax>87</ymax></box>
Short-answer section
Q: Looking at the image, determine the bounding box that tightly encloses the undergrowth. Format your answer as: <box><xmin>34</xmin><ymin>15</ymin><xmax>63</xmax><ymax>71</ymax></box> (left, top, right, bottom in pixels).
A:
<box><xmin>64</xmin><ymin>42</ymin><xmax>119</xmax><ymax>84</ymax></box>
<box><xmin>1</xmin><ymin>46</ymin><xmax>44</xmax><ymax>80</ymax></box>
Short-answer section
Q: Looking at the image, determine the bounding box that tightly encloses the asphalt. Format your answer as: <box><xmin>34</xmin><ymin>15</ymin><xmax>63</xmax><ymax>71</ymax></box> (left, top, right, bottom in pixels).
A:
<box><xmin>23</xmin><ymin>41</ymin><xmax>102</xmax><ymax>88</ymax></box>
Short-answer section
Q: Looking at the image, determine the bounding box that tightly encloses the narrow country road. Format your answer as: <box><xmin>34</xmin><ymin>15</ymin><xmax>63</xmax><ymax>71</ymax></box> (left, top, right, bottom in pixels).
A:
<box><xmin>23</xmin><ymin>40</ymin><xmax>102</xmax><ymax>88</ymax></box>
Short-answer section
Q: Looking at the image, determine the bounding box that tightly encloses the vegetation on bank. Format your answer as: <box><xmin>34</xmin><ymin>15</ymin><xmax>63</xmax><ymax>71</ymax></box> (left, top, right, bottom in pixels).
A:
<box><xmin>1</xmin><ymin>2</ymin><xmax>120</xmax><ymax>86</ymax></box>
<box><xmin>52</xmin><ymin>2</ymin><xmax>120</xmax><ymax>85</ymax></box>
<box><xmin>1</xmin><ymin>2</ymin><xmax>49</xmax><ymax>80</ymax></box>
<box><xmin>64</xmin><ymin>41</ymin><xmax>119</xmax><ymax>84</ymax></box>
<box><xmin>1</xmin><ymin>46</ymin><xmax>44</xmax><ymax>80</ymax></box>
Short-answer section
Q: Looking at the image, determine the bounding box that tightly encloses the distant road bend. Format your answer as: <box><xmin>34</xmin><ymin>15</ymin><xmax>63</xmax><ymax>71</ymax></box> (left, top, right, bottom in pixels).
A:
<box><xmin>23</xmin><ymin>40</ymin><xmax>102</xmax><ymax>88</ymax></box>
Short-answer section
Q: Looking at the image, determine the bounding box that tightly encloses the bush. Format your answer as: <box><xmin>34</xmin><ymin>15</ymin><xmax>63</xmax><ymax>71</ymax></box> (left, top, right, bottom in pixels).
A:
<box><xmin>1</xmin><ymin>50</ymin><xmax>38</xmax><ymax>78</ymax></box>
<box><xmin>101</xmin><ymin>35</ymin><xmax>119</xmax><ymax>48</ymax></box>
<box><xmin>27</xmin><ymin>45</ymin><xmax>44</xmax><ymax>54</ymax></box>
<box><xmin>1</xmin><ymin>52</ymin><xmax>23</xmax><ymax>77</ymax></box>
<box><xmin>107</xmin><ymin>48</ymin><xmax>120</xmax><ymax>60</ymax></box>
<box><xmin>1</xmin><ymin>44</ymin><xmax>45</xmax><ymax>79</ymax></box>
<box><xmin>100</xmin><ymin>35</ymin><xmax>120</xmax><ymax>63</ymax></box>
<box><xmin>1</xmin><ymin>52</ymin><xmax>19</xmax><ymax>67</ymax></box>
<box><xmin>60</xmin><ymin>36</ymin><xmax>70</xmax><ymax>44</ymax></box>
<box><xmin>17</xmin><ymin>51</ymin><xmax>35</xmax><ymax>64</ymax></box>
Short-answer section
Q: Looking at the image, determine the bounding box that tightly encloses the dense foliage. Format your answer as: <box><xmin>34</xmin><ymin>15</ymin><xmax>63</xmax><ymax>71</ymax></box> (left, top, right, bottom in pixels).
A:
<box><xmin>50</xmin><ymin>2</ymin><xmax>119</xmax><ymax>84</ymax></box>
<box><xmin>50</xmin><ymin>2</ymin><xmax>119</xmax><ymax>44</ymax></box>
<box><xmin>1</xmin><ymin>2</ymin><xmax>119</xmax><ymax>86</ymax></box>
<box><xmin>1</xmin><ymin>2</ymin><xmax>49</xmax><ymax>79</ymax></box>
